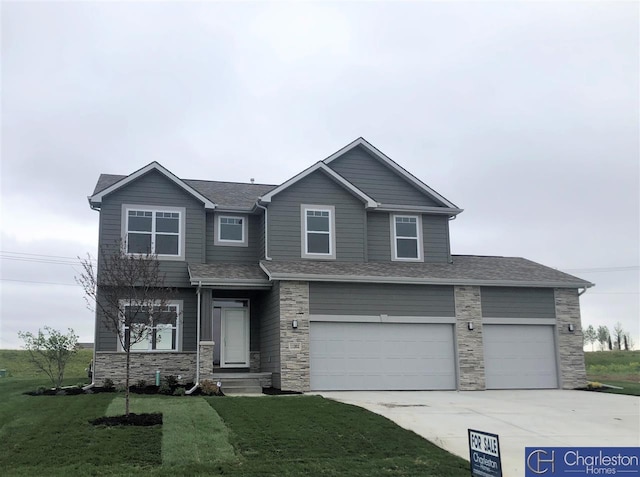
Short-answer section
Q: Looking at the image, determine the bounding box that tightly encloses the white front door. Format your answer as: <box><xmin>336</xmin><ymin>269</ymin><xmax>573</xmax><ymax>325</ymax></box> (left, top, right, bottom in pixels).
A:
<box><xmin>221</xmin><ymin>308</ymin><xmax>249</xmax><ymax>367</ymax></box>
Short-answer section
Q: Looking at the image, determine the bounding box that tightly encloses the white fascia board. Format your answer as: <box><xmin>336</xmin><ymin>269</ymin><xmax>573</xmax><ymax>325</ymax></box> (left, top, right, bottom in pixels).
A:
<box><xmin>89</xmin><ymin>162</ymin><xmax>217</xmax><ymax>210</ymax></box>
<box><xmin>259</xmin><ymin>162</ymin><xmax>378</xmax><ymax>208</ymax></box>
<box><xmin>189</xmin><ymin>279</ymin><xmax>272</xmax><ymax>288</ymax></box>
<box><xmin>375</xmin><ymin>204</ymin><xmax>463</xmax><ymax>215</ymax></box>
<box><xmin>323</xmin><ymin>137</ymin><xmax>459</xmax><ymax>209</ymax></box>
<box><xmin>265</xmin><ymin>272</ymin><xmax>593</xmax><ymax>288</ymax></box>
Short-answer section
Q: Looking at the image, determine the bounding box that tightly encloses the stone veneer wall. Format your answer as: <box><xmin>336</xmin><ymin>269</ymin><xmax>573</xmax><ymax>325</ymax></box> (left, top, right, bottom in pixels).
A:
<box><xmin>279</xmin><ymin>281</ymin><xmax>310</xmax><ymax>392</ymax></box>
<box><xmin>250</xmin><ymin>351</ymin><xmax>261</xmax><ymax>373</ymax></box>
<box><xmin>454</xmin><ymin>286</ymin><xmax>486</xmax><ymax>390</ymax></box>
<box><xmin>199</xmin><ymin>342</ymin><xmax>215</xmax><ymax>381</ymax></box>
<box><xmin>94</xmin><ymin>352</ymin><xmax>196</xmax><ymax>386</ymax></box>
<box><xmin>555</xmin><ymin>288</ymin><xmax>587</xmax><ymax>389</ymax></box>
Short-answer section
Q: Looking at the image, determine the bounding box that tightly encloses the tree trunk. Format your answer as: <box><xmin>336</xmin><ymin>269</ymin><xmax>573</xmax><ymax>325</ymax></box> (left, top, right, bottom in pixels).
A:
<box><xmin>125</xmin><ymin>350</ymin><xmax>131</xmax><ymax>416</ymax></box>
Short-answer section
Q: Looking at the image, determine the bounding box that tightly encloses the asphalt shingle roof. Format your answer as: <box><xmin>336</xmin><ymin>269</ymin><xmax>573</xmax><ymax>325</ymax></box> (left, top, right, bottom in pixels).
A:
<box><xmin>93</xmin><ymin>173</ymin><xmax>277</xmax><ymax>210</ymax></box>
<box><xmin>188</xmin><ymin>263</ymin><xmax>269</xmax><ymax>285</ymax></box>
<box><xmin>259</xmin><ymin>255</ymin><xmax>593</xmax><ymax>288</ymax></box>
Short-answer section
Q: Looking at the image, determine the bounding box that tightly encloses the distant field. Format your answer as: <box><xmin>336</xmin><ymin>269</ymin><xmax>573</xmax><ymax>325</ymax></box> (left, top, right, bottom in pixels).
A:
<box><xmin>0</xmin><ymin>349</ymin><xmax>93</xmax><ymax>382</ymax></box>
<box><xmin>585</xmin><ymin>350</ymin><xmax>640</xmax><ymax>396</ymax></box>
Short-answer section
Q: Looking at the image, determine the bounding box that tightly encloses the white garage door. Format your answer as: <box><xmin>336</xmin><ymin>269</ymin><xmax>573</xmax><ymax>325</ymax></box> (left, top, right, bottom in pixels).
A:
<box><xmin>310</xmin><ymin>322</ymin><xmax>456</xmax><ymax>391</ymax></box>
<box><xmin>483</xmin><ymin>324</ymin><xmax>558</xmax><ymax>389</ymax></box>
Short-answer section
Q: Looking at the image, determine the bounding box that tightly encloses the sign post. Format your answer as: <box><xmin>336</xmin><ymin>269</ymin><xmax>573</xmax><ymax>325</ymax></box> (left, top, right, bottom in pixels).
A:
<box><xmin>468</xmin><ymin>429</ymin><xmax>502</xmax><ymax>477</ymax></box>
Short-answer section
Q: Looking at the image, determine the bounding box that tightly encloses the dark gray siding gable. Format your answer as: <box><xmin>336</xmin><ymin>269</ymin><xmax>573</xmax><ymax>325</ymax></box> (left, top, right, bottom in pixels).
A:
<box><xmin>481</xmin><ymin>287</ymin><xmax>556</xmax><ymax>318</ymax></box>
<box><xmin>367</xmin><ymin>212</ymin><xmax>391</xmax><ymax>261</ymax></box>
<box><xmin>328</xmin><ymin>145</ymin><xmax>440</xmax><ymax>206</ymax></box>
<box><xmin>98</xmin><ymin>170</ymin><xmax>205</xmax><ymax>287</ymax></box>
<box><xmin>268</xmin><ymin>170</ymin><xmax>366</xmax><ymax>261</ymax></box>
<box><xmin>310</xmin><ymin>282</ymin><xmax>455</xmax><ymax>316</ymax></box>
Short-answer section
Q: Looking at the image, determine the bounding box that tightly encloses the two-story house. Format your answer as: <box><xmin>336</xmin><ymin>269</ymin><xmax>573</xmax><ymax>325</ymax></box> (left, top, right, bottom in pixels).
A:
<box><xmin>88</xmin><ymin>137</ymin><xmax>593</xmax><ymax>392</ymax></box>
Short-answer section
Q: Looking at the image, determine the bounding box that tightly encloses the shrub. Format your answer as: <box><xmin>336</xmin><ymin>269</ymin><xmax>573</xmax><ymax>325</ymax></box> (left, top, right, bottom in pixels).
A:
<box><xmin>164</xmin><ymin>375</ymin><xmax>179</xmax><ymax>387</ymax></box>
<box><xmin>200</xmin><ymin>379</ymin><xmax>223</xmax><ymax>396</ymax></box>
<box><xmin>136</xmin><ymin>379</ymin><xmax>147</xmax><ymax>388</ymax></box>
<box><xmin>173</xmin><ymin>387</ymin><xmax>186</xmax><ymax>396</ymax></box>
<box><xmin>158</xmin><ymin>383</ymin><xmax>173</xmax><ymax>395</ymax></box>
<box><xmin>102</xmin><ymin>378</ymin><xmax>115</xmax><ymax>390</ymax></box>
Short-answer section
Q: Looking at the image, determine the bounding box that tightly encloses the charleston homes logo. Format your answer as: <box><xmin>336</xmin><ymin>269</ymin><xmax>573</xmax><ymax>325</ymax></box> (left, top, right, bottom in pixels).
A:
<box><xmin>525</xmin><ymin>447</ymin><xmax>640</xmax><ymax>476</ymax></box>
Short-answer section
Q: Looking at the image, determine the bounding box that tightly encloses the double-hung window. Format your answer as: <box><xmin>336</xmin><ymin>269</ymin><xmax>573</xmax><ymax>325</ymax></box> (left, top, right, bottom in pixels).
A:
<box><xmin>121</xmin><ymin>302</ymin><xmax>180</xmax><ymax>352</ymax></box>
<box><xmin>124</xmin><ymin>206</ymin><xmax>184</xmax><ymax>258</ymax></box>
<box><xmin>392</xmin><ymin>214</ymin><xmax>423</xmax><ymax>261</ymax></box>
<box><xmin>214</xmin><ymin>215</ymin><xmax>248</xmax><ymax>247</ymax></box>
<box><xmin>301</xmin><ymin>205</ymin><xmax>335</xmax><ymax>259</ymax></box>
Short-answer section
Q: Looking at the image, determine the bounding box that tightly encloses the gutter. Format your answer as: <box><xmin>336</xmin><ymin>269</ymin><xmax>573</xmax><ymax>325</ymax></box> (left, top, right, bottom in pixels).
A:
<box><xmin>186</xmin><ymin>281</ymin><xmax>202</xmax><ymax>395</ymax></box>
<box><xmin>255</xmin><ymin>203</ymin><xmax>272</xmax><ymax>260</ymax></box>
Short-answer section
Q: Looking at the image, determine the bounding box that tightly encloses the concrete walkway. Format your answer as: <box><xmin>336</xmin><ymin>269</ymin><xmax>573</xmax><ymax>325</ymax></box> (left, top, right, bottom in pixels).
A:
<box><xmin>318</xmin><ymin>390</ymin><xmax>640</xmax><ymax>477</ymax></box>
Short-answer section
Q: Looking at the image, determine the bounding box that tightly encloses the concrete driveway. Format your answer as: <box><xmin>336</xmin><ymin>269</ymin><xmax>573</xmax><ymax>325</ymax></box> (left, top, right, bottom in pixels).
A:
<box><xmin>318</xmin><ymin>390</ymin><xmax>640</xmax><ymax>477</ymax></box>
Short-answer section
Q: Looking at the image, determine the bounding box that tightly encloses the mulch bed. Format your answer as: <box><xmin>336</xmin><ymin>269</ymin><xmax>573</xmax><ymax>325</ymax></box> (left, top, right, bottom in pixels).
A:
<box><xmin>90</xmin><ymin>413</ymin><xmax>162</xmax><ymax>427</ymax></box>
<box><xmin>262</xmin><ymin>387</ymin><xmax>302</xmax><ymax>395</ymax></box>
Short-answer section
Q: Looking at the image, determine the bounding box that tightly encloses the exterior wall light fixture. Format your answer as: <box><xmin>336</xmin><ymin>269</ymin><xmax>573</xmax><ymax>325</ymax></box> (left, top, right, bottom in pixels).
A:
<box><xmin>468</xmin><ymin>322</ymin><xmax>474</xmax><ymax>331</ymax></box>
<box><xmin>292</xmin><ymin>320</ymin><xmax>298</xmax><ymax>329</ymax></box>
<box><xmin>568</xmin><ymin>324</ymin><xmax>575</xmax><ymax>332</ymax></box>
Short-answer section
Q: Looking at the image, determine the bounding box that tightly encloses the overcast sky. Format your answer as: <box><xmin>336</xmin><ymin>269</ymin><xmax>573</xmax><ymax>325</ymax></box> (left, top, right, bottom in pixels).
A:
<box><xmin>1</xmin><ymin>1</ymin><xmax>638</xmax><ymax>350</ymax></box>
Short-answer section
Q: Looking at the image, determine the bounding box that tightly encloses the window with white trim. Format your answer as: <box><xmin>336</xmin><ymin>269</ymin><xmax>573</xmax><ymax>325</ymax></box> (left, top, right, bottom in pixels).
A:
<box><xmin>301</xmin><ymin>205</ymin><xmax>335</xmax><ymax>259</ymax></box>
<box><xmin>214</xmin><ymin>215</ymin><xmax>248</xmax><ymax>247</ymax></box>
<box><xmin>121</xmin><ymin>303</ymin><xmax>180</xmax><ymax>352</ymax></box>
<box><xmin>125</xmin><ymin>207</ymin><xmax>182</xmax><ymax>256</ymax></box>
<box><xmin>392</xmin><ymin>215</ymin><xmax>422</xmax><ymax>261</ymax></box>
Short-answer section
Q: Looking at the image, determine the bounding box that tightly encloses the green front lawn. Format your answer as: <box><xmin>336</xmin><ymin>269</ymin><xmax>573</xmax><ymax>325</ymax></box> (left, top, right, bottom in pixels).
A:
<box><xmin>0</xmin><ymin>377</ymin><xmax>469</xmax><ymax>476</ymax></box>
<box><xmin>585</xmin><ymin>350</ymin><xmax>640</xmax><ymax>396</ymax></box>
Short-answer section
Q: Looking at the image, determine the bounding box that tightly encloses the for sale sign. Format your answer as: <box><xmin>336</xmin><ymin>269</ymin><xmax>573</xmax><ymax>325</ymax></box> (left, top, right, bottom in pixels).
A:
<box><xmin>468</xmin><ymin>429</ymin><xmax>502</xmax><ymax>477</ymax></box>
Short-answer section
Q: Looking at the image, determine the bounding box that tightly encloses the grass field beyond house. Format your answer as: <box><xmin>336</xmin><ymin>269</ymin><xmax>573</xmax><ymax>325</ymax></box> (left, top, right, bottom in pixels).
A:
<box><xmin>585</xmin><ymin>350</ymin><xmax>640</xmax><ymax>396</ymax></box>
<box><xmin>0</xmin><ymin>350</ymin><xmax>470</xmax><ymax>476</ymax></box>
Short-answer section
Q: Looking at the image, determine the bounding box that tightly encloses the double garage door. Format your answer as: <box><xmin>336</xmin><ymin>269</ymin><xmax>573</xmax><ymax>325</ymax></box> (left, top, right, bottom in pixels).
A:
<box><xmin>309</xmin><ymin>322</ymin><xmax>558</xmax><ymax>391</ymax></box>
<box><xmin>310</xmin><ymin>322</ymin><xmax>456</xmax><ymax>391</ymax></box>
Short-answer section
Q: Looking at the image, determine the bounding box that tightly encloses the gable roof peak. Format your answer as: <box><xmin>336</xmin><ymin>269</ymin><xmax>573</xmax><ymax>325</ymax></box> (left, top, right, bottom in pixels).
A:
<box><xmin>89</xmin><ymin>161</ymin><xmax>217</xmax><ymax>209</ymax></box>
<box><xmin>323</xmin><ymin>137</ymin><xmax>459</xmax><ymax>210</ymax></box>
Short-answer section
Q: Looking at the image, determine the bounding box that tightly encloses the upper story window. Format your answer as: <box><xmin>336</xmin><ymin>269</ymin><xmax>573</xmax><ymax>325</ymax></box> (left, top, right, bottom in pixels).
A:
<box><xmin>121</xmin><ymin>302</ymin><xmax>181</xmax><ymax>352</ymax></box>
<box><xmin>214</xmin><ymin>215</ymin><xmax>248</xmax><ymax>247</ymax></box>
<box><xmin>301</xmin><ymin>205</ymin><xmax>336</xmax><ymax>259</ymax></box>
<box><xmin>122</xmin><ymin>205</ymin><xmax>185</xmax><ymax>260</ymax></box>
<box><xmin>391</xmin><ymin>214</ymin><xmax>423</xmax><ymax>261</ymax></box>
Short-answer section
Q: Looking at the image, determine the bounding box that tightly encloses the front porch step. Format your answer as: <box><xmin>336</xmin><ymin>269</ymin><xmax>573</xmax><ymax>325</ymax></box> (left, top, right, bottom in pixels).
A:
<box><xmin>213</xmin><ymin>375</ymin><xmax>264</xmax><ymax>395</ymax></box>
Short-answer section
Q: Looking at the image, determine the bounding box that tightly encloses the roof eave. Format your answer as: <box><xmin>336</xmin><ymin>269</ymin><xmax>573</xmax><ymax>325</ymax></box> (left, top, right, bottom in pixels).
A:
<box><xmin>263</xmin><ymin>272</ymin><xmax>593</xmax><ymax>288</ymax></box>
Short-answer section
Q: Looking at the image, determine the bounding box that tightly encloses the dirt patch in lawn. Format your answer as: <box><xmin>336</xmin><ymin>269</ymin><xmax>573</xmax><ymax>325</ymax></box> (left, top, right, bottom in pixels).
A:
<box><xmin>90</xmin><ymin>413</ymin><xmax>162</xmax><ymax>427</ymax></box>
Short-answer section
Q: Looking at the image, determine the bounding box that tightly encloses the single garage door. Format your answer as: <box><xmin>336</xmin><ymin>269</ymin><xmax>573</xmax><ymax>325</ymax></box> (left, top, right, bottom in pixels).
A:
<box><xmin>310</xmin><ymin>322</ymin><xmax>456</xmax><ymax>391</ymax></box>
<box><xmin>483</xmin><ymin>324</ymin><xmax>558</xmax><ymax>389</ymax></box>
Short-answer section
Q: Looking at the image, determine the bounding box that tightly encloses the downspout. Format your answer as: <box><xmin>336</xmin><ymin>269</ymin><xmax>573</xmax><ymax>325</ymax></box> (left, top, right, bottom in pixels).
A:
<box><xmin>83</xmin><ymin>203</ymin><xmax>100</xmax><ymax>391</ymax></box>
<box><xmin>256</xmin><ymin>202</ymin><xmax>272</xmax><ymax>260</ymax></box>
<box><xmin>186</xmin><ymin>281</ymin><xmax>202</xmax><ymax>394</ymax></box>
<box><xmin>578</xmin><ymin>287</ymin><xmax>589</xmax><ymax>296</ymax></box>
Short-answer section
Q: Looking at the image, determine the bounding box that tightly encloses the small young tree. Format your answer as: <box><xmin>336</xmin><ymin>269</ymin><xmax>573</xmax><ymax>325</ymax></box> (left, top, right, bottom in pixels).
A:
<box><xmin>77</xmin><ymin>241</ymin><xmax>175</xmax><ymax>416</ymax></box>
<box><xmin>583</xmin><ymin>325</ymin><xmax>597</xmax><ymax>351</ymax></box>
<box><xmin>612</xmin><ymin>322</ymin><xmax>625</xmax><ymax>351</ymax></box>
<box><xmin>608</xmin><ymin>335</ymin><xmax>613</xmax><ymax>351</ymax></box>
<box><xmin>18</xmin><ymin>326</ymin><xmax>79</xmax><ymax>389</ymax></box>
<box><xmin>597</xmin><ymin>325</ymin><xmax>610</xmax><ymax>351</ymax></box>
<box><xmin>623</xmin><ymin>333</ymin><xmax>634</xmax><ymax>351</ymax></box>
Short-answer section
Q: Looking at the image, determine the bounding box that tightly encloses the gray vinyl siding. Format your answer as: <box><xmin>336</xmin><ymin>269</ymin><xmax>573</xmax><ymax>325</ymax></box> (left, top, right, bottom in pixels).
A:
<box><xmin>268</xmin><ymin>170</ymin><xmax>366</xmax><ymax>261</ymax></box>
<box><xmin>259</xmin><ymin>282</ymin><xmax>281</xmax><ymax>380</ymax></box>
<box><xmin>481</xmin><ymin>287</ymin><xmax>556</xmax><ymax>318</ymax></box>
<box><xmin>96</xmin><ymin>288</ymin><xmax>197</xmax><ymax>352</ymax></box>
<box><xmin>367</xmin><ymin>212</ymin><xmax>450</xmax><ymax>263</ymax></box>
<box><xmin>309</xmin><ymin>282</ymin><xmax>455</xmax><ymax>316</ymax></box>
<box><xmin>328</xmin><ymin>145</ymin><xmax>440</xmax><ymax>206</ymax></box>
<box><xmin>367</xmin><ymin>212</ymin><xmax>391</xmax><ymax>261</ymax></box>
<box><xmin>423</xmin><ymin>215</ymin><xmax>450</xmax><ymax>263</ymax></box>
<box><xmin>97</xmin><ymin>170</ymin><xmax>205</xmax><ymax>287</ymax></box>
<box><xmin>206</xmin><ymin>213</ymin><xmax>261</xmax><ymax>262</ymax></box>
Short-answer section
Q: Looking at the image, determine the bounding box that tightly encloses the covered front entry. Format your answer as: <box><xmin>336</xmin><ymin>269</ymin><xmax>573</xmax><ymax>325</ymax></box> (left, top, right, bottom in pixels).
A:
<box><xmin>309</xmin><ymin>321</ymin><xmax>456</xmax><ymax>391</ymax></box>
<box><xmin>483</xmin><ymin>324</ymin><xmax>558</xmax><ymax>389</ymax></box>
<box><xmin>213</xmin><ymin>300</ymin><xmax>250</xmax><ymax>368</ymax></box>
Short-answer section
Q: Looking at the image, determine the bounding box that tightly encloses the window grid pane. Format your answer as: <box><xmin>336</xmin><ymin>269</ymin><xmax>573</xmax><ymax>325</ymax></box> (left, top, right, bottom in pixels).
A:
<box><xmin>126</xmin><ymin>209</ymin><xmax>181</xmax><ymax>256</ymax></box>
